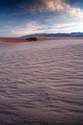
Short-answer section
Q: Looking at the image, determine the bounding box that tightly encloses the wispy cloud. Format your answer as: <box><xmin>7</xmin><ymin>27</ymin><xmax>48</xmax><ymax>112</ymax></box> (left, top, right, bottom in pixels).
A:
<box><xmin>52</xmin><ymin>21</ymin><xmax>83</xmax><ymax>33</ymax></box>
<box><xmin>11</xmin><ymin>21</ymin><xmax>45</xmax><ymax>35</ymax></box>
<box><xmin>11</xmin><ymin>18</ymin><xmax>83</xmax><ymax>36</ymax></box>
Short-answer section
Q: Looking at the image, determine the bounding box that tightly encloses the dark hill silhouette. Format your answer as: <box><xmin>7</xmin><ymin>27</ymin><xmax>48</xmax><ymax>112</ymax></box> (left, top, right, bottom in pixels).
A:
<box><xmin>22</xmin><ymin>32</ymin><xmax>83</xmax><ymax>38</ymax></box>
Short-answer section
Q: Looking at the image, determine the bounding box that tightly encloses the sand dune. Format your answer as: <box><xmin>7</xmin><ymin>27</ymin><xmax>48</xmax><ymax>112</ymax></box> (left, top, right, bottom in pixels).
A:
<box><xmin>0</xmin><ymin>37</ymin><xmax>83</xmax><ymax>43</ymax></box>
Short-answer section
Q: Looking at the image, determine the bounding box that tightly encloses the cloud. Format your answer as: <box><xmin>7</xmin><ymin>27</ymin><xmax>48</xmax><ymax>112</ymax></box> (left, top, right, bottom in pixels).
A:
<box><xmin>21</xmin><ymin>0</ymin><xmax>83</xmax><ymax>18</ymax></box>
<box><xmin>43</xmin><ymin>0</ymin><xmax>83</xmax><ymax>18</ymax></box>
<box><xmin>0</xmin><ymin>0</ymin><xmax>83</xmax><ymax>37</ymax></box>
<box><xmin>11</xmin><ymin>21</ymin><xmax>45</xmax><ymax>35</ymax></box>
<box><xmin>53</xmin><ymin>21</ymin><xmax>83</xmax><ymax>33</ymax></box>
<box><xmin>11</xmin><ymin>18</ymin><xmax>83</xmax><ymax>36</ymax></box>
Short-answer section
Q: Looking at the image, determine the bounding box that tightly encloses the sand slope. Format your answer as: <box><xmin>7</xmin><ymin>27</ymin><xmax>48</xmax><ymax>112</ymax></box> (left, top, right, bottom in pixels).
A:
<box><xmin>0</xmin><ymin>37</ymin><xmax>83</xmax><ymax>43</ymax></box>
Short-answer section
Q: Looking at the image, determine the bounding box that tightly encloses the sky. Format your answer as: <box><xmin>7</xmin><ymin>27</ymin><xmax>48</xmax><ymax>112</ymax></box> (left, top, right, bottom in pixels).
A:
<box><xmin>0</xmin><ymin>0</ymin><xmax>83</xmax><ymax>37</ymax></box>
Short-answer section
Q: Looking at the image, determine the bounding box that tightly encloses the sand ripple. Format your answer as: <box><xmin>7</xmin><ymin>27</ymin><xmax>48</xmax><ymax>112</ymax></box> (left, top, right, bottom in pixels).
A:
<box><xmin>0</xmin><ymin>40</ymin><xmax>83</xmax><ymax>124</ymax></box>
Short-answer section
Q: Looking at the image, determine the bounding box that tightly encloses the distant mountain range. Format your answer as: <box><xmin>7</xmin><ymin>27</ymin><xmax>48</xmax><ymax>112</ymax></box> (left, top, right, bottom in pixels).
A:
<box><xmin>22</xmin><ymin>32</ymin><xmax>83</xmax><ymax>38</ymax></box>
